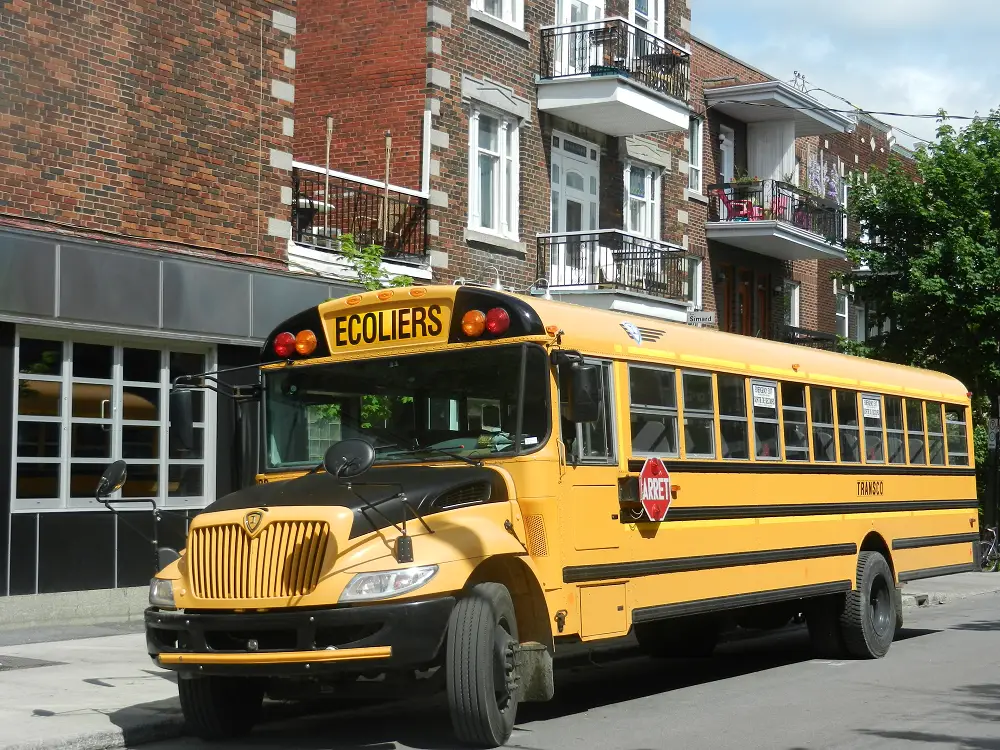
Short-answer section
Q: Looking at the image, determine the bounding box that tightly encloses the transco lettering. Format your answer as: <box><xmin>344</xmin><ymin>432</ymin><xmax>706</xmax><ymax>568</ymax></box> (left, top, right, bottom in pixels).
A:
<box><xmin>857</xmin><ymin>480</ymin><xmax>884</xmax><ymax>497</ymax></box>
<box><xmin>334</xmin><ymin>305</ymin><xmax>443</xmax><ymax>347</ymax></box>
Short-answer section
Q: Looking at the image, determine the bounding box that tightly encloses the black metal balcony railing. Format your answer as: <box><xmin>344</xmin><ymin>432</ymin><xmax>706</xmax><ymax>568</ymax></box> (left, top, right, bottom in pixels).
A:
<box><xmin>540</xmin><ymin>17</ymin><xmax>690</xmax><ymax>103</ymax></box>
<box><xmin>291</xmin><ymin>167</ymin><xmax>427</xmax><ymax>258</ymax></box>
<box><xmin>537</xmin><ymin>230</ymin><xmax>695</xmax><ymax>302</ymax></box>
<box><xmin>780</xmin><ymin>324</ymin><xmax>839</xmax><ymax>351</ymax></box>
<box><xmin>707</xmin><ymin>180</ymin><xmax>846</xmax><ymax>245</ymax></box>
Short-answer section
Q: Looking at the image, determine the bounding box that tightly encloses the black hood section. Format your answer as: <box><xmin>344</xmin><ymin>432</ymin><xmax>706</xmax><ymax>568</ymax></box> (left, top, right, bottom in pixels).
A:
<box><xmin>202</xmin><ymin>466</ymin><xmax>510</xmax><ymax>539</ymax></box>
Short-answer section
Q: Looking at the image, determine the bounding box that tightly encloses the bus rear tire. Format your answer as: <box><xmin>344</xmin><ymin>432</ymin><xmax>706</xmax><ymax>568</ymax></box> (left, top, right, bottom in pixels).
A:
<box><xmin>840</xmin><ymin>551</ymin><xmax>896</xmax><ymax>659</ymax></box>
<box><xmin>177</xmin><ymin>675</ymin><xmax>264</xmax><ymax>740</ymax></box>
<box><xmin>446</xmin><ymin>582</ymin><xmax>519</xmax><ymax>748</ymax></box>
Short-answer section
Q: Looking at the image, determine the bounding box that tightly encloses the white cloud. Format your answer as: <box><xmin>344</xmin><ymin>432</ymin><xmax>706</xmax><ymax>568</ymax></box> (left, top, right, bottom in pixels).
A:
<box><xmin>693</xmin><ymin>2</ymin><xmax>1000</xmax><ymax>147</ymax></box>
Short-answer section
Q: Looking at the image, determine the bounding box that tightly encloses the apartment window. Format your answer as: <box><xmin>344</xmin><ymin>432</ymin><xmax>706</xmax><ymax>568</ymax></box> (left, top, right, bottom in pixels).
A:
<box><xmin>13</xmin><ymin>333</ymin><xmax>214</xmax><ymax>513</ymax></box>
<box><xmin>905</xmin><ymin>399</ymin><xmax>926</xmax><ymax>464</ymax></box>
<box><xmin>625</xmin><ymin>161</ymin><xmax>660</xmax><ymax>239</ymax></box>
<box><xmin>468</xmin><ymin>108</ymin><xmax>519</xmax><ymax>240</ymax></box>
<box><xmin>688</xmin><ymin>117</ymin><xmax>703</xmax><ymax>192</ymax></box>
<box><xmin>944</xmin><ymin>405</ymin><xmax>969</xmax><ymax>466</ymax></box>
<box><xmin>926</xmin><ymin>402</ymin><xmax>945</xmax><ymax>465</ymax></box>
<box><xmin>861</xmin><ymin>394</ymin><xmax>884</xmax><ymax>463</ymax></box>
<box><xmin>885</xmin><ymin>396</ymin><xmax>906</xmax><ymax>465</ymax></box>
<box><xmin>837</xmin><ymin>390</ymin><xmax>860</xmax><ymax>463</ymax></box>
<box><xmin>682</xmin><ymin>371</ymin><xmax>715</xmax><ymax>458</ymax></box>
<box><xmin>470</xmin><ymin>0</ymin><xmax>522</xmax><ymax>29</ymax></box>
<box><xmin>632</xmin><ymin>0</ymin><xmax>666</xmax><ymax>38</ymax></box>
<box><xmin>751</xmin><ymin>379</ymin><xmax>781</xmax><ymax>460</ymax></box>
<box><xmin>811</xmin><ymin>387</ymin><xmax>836</xmax><ymax>462</ymax></box>
<box><xmin>782</xmin><ymin>280</ymin><xmax>800</xmax><ymax>328</ymax></box>
<box><xmin>836</xmin><ymin>292</ymin><xmax>849</xmax><ymax>336</ymax></box>
<box><xmin>717</xmin><ymin>374</ymin><xmax>748</xmax><ymax>460</ymax></box>
<box><xmin>629</xmin><ymin>365</ymin><xmax>679</xmax><ymax>457</ymax></box>
<box><xmin>782</xmin><ymin>382</ymin><xmax>809</xmax><ymax>461</ymax></box>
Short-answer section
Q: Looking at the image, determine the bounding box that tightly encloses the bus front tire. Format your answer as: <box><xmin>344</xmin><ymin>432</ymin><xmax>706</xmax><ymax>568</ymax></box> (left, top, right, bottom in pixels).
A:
<box><xmin>446</xmin><ymin>582</ymin><xmax>520</xmax><ymax>748</ymax></box>
<box><xmin>177</xmin><ymin>675</ymin><xmax>264</xmax><ymax>740</ymax></box>
<box><xmin>840</xmin><ymin>551</ymin><xmax>896</xmax><ymax>659</ymax></box>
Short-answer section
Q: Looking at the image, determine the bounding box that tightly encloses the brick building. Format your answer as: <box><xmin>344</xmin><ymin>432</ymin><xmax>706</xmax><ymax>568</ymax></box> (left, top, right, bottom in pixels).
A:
<box><xmin>290</xmin><ymin>1</ymin><xmax>916</xmax><ymax>337</ymax></box>
<box><xmin>0</xmin><ymin>0</ymin><xmax>356</xmax><ymax>596</ymax></box>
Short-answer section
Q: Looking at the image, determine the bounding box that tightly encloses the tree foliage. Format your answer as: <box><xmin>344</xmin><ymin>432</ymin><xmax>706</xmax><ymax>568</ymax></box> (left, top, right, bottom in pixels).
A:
<box><xmin>842</xmin><ymin>108</ymin><xmax>1000</xmax><ymax>396</ymax></box>
<box><xmin>315</xmin><ymin>235</ymin><xmax>414</xmax><ymax>428</ymax></box>
<box><xmin>842</xmin><ymin>108</ymin><xmax>1000</xmax><ymax>497</ymax></box>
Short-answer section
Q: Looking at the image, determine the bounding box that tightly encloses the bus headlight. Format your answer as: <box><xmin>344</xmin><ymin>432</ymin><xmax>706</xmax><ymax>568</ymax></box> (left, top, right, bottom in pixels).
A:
<box><xmin>339</xmin><ymin>565</ymin><xmax>439</xmax><ymax>603</ymax></box>
<box><xmin>149</xmin><ymin>578</ymin><xmax>176</xmax><ymax>609</ymax></box>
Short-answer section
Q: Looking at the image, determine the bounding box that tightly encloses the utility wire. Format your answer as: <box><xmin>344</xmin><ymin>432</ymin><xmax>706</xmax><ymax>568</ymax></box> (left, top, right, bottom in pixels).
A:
<box><xmin>706</xmin><ymin>98</ymin><xmax>997</xmax><ymax>123</ymax></box>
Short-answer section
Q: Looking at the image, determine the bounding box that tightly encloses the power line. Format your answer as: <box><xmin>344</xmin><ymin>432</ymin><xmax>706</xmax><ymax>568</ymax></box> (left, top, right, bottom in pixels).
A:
<box><xmin>707</xmin><ymin>98</ymin><xmax>998</xmax><ymax>123</ymax></box>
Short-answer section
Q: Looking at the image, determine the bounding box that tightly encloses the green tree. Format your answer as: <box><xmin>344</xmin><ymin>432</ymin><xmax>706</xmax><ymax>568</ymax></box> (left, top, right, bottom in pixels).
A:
<box><xmin>315</xmin><ymin>235</ymin><xmax>415</xmax><ymax>427</ymax></box>
<box><xmin>841</xmin><ymin>107</ymin><xmax>1000</xmax><ymax>499</ymax></box>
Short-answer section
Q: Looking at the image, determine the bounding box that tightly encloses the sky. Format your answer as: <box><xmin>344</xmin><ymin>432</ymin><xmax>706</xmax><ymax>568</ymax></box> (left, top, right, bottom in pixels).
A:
<box><xmin>691</xmin><ymin>0</ymin><xmax>1000</xmax><ymax>149</ymax></box>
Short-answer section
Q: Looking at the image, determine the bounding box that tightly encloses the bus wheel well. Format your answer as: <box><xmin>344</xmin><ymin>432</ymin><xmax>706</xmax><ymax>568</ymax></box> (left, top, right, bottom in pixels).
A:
<box><xmin>466</xmin><ymin>556</ymin><xmax>553</xmax><ymax>652</ymax></box>
<box><xmin>860</xmin><ymin>532</ymin><xmax>895</xmax><ymax>580</ymax></box>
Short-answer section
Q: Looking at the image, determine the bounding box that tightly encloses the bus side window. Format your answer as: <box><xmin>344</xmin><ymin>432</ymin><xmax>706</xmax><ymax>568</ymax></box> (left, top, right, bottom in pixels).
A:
<box><xmin>717</xmin><ymin>374</ymin><xmax>748</xmax><ymax>460</ymax></box>
<box><xmin>884</xmin><ymin>396</ymin><xmax>906</xmax><ymax>464</ymax></box>
<box><xmin>559</xmin><ymin>360</ymin><xmax>615</xmax><ymax>464</ymax></box>
<box><xmin>861</xmin><ymin>393</ymin><xmax>884</xmax><ymax>464</ymax></box>
<box><xmin>926</xmin><ymin>402</ymin><xmax>945</xmax><ymax>465</ymax></box>
<box><xmin>782</xmin><ymin>383</ymin><xmax>809</xmax><ymax>461</ymax></box>
<box><xmin>944</xmin><ymin>405</ymin><xmax>968</xmax><ymax>466</ymax></box>
<box><xmin>836</xmin><ymin>390</ymin><xmax>861</xmax><ymax>463</ymax></box>
<box><xmin>810</xmin><ymin>387</ymin><xmax>836</xmax><ymax>462</ymax></box>
<box><xmin>750</xmin><ymin>379</ymin><xmax>780</xmax><ymax>460</ymax></box>
<box><xmin>681</xmin><ymin>371</ymin><xmax>715</xmax><ymax>458</ymax></box>
<box><xmin>905</xmin><ymin>399</ymin><xmax>926</xmax><ymax>464</ymax></box>
<box><xmin>628</xmin><ymin>365</ymin><xmax>679</xmax><ymax>458</ymax></box>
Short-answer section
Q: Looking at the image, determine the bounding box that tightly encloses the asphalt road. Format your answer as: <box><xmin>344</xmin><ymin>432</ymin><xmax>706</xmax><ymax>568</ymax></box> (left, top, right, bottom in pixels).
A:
<box><xmin>134</xmin><ymin>593</ymin><xmax>1000</xmax><ymax>750</ymax></box>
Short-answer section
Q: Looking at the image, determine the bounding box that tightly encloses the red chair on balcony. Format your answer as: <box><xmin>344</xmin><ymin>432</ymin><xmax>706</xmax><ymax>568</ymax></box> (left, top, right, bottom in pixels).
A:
<box><xmin>714</xmin><ymin>188</ymin><xmax>762</xmax><ymax>221</ymax></box>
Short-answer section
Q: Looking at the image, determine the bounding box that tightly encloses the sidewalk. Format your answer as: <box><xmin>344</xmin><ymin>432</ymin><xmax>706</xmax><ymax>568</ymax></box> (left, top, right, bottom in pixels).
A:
<box><xmin>1</xmin><ymin>571</ymin><xmax>998</xmax><ymax>750</ymax></box>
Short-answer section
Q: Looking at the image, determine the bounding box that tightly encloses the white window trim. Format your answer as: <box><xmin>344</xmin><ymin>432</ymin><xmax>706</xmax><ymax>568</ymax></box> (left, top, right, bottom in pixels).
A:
<box><xmin>10</xmin><ymin>328</ymin><xmax>217</xmax><ymax>514</ymax></box>
<box><xmin>688</xmin><ymin>257</ymin><xmax>703</xmax><ymax>308</ymax></box>
<box><xmin>470</xmin><ymin>0</ymin><xmax>522</xmax><ymax>30</ymax></box>
<box><xmin>629</xmin><ymin>0</ymin><xmax>665</xmax><ymax>38</ymax></box>
<box><xmin>624</xmin><ymin>159</ymin><xmax>661</xmax><ymax>240</ymax></box>
<box><xmin>834</xmin><ymin>281</ymin><xmax>850</xmax><ymax>337</ymax></box>
<box><xmin>468</xmin><ymin>106</ymin><xmax>520</xmax><ymax>242</ymax></box>
<box><xmin>688</xmin><ymin>117</ymin><xmax>703</xmax><ymax>193</ymax></box>
<box><xmin>784</xmin><ymin>280</ymin><xmax>801</xmax><ymax>328</ymax></box>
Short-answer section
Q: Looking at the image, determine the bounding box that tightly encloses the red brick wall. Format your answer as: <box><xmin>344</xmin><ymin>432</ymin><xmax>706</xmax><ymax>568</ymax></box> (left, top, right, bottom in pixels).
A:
<box><xmin>0</xmin><ymin>0</ymin><xmax>295</xmax><ymax>265</ymax></box>
<box><xmin>295</xmin><ymin>0</ymin><xmax>427</xmax><ymax>189</ymax></box>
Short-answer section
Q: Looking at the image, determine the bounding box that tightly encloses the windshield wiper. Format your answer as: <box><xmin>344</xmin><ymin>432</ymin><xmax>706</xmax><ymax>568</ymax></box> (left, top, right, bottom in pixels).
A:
<box><xmin>376</xmin><ymin>444</ymin><xmax>484</xmax><ymax>468</ymax></box>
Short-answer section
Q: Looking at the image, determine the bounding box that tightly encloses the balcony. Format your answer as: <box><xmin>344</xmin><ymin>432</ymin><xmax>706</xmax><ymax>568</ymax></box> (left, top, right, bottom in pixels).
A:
<box><xmin>537</xmin><ymin>230</ymin><xmax>696</xmax><ymax>320</ymax></box>
<box><xmin>703</xmin><ymin>81</ymin><xmax>855</xmax><ymax>138</ymax></box>
<box><xmin>706</xmin><ymin>180</ymin><xmax>846</xmax><ymax>261</ymax></box>
<box><xmin>291</xmin><ymin>166</ymin><xmax>427</xmax><ymax>259</ymax></box>
<box><xmin>537</xmin><ymin>18</ymin><xmax>690</xmax><ymax>136</ymax></box>
<box><xmin>780</xmin><ymin>325</ymin><xmax>839</xmax><ymax>351</ymax></box>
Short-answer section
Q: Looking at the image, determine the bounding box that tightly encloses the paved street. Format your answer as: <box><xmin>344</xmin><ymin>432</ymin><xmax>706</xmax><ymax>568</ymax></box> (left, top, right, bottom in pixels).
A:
<box><xmin>132</xmin><ymin>591</ymin><xmax>1000</xmax><ymax>750</ymax></box>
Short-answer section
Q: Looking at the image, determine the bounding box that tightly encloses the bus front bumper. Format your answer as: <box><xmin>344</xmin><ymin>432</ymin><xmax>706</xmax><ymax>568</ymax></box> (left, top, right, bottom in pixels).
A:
<box><xmin>145</xmin><ymin>596</ymin><xmax>455</xmax><ymax>677</ymax></box>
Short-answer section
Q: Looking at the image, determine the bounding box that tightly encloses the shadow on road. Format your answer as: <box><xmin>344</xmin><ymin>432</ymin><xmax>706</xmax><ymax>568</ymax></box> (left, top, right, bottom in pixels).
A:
<box><xmin>952</xmin><ymin>619</ymin><xmax>1000</xmax><ymax>632</ymax></box>
<box><xmin>856</xmin><ymin>729</ymin><xmax>1000</xmax><ymax>749</ymax></box>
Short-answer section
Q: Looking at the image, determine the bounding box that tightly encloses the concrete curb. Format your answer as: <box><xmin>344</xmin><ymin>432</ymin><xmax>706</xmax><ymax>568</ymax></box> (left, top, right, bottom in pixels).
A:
<box><xmin>0</xmin><ymin>715</ymin><xmax>185</xmax><ymax>750</ymax></box>
<box><xmin>901</xmin><ymin>583</ymin><xmax>1000</xmax><ymax>609</ymax></box>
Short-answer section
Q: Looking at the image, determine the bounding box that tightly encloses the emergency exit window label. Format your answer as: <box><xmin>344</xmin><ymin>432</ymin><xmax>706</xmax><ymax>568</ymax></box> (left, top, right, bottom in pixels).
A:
<box><xmin>752</xmin><ymin>383</ymin><xmax>776</xmax><ymax>409</ymax></box>
<box><xmin>862</xmin><ymin>397</ymin><xmax>881</xmax><ymax>419</ymax></box>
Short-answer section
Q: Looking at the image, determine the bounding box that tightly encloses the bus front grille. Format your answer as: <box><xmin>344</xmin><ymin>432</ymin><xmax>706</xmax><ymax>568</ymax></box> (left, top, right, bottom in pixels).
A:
<box><xmin>188</xmin><ymin>521</ymin><xmax>331</xmax><ymax>600</ymax></box>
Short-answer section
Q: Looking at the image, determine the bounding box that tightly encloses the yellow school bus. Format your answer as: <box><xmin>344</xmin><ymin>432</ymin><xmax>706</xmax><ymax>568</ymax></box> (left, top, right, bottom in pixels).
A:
<box><xmin>133</xmin><ymin>284</ymin><xmax>977</xmax><ymax>747</ymax></box>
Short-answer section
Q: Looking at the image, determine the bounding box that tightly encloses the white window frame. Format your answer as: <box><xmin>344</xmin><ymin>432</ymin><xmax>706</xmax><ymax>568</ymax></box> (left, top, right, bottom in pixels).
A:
<box><xmin>783</xmin><ymin>280</ymin><xmax>800</xmax><ymax>328</ymax></box>
<box><xmin>688</xmin><ymin>117</ymin><xmax>703</xmax><ymax>193</ymax></box>
<box><xmin>834</xmin><ymin>279</ymin><xmax>851</xmax><ymax>337</ymax></box>
<box><xmin>630</xmin><ymin>0</ymin><xmax>666</xmax><ymax>38</ymax></box>
<box><xmin>468</xmin><ymin>106</ymin><xmax>520</xmax><ymax>241</ymax></box>
<box><xmin>470</xmin><ymin>0</ymin><xmax>522</xmax><ymax>29</ymax></box>
<box><xmin>10</xmin><ymin>328</ymin><xmax>217</xmax><ymax>514</ymax></box>
<box><xmin>624</xmin><ymin>159</ymin><xmax>661</xmax><ymax>240</ymax></box>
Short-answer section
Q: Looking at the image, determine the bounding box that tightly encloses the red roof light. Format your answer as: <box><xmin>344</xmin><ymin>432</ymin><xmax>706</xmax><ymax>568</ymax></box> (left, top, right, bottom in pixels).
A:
<box><xmin>486</xmin><ymin>307</ymin><xmax>510</xmax><ymax>335</ymax></box>
<box><xmin>273</xmin><ymin>331</ymin><xmax>296</xmax><ymax>358</ymax></box>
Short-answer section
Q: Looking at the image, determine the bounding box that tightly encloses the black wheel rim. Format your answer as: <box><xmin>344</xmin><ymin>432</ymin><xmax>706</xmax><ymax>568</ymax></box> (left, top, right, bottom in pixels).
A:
<box><xmin>869</xmin><ymin>574</ymin><xmax>891</xmax><ymax>637</ymax></box>
<box><xmin>492</xmin><ymin>615</ymin><xmax>516</xmax><ymax>715</ymax></box>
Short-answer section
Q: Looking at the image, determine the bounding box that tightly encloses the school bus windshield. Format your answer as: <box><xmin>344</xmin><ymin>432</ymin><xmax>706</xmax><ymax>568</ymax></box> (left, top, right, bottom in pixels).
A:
<box><xmin>264</xmin><ymin>343</ymin><xmax>550</xmax><ymax>470</ymax></box>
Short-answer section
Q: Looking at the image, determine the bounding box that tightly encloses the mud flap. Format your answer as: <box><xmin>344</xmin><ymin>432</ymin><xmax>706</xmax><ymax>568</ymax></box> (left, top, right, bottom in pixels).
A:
<box><xmin>513</xmin><ymin>641</ymin><xmax>554</xmax><ymax>702</ymax></box>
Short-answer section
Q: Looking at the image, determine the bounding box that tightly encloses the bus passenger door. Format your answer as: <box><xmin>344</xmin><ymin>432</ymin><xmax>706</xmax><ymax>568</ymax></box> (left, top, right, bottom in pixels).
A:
<box><xmin>558</xmin><ymin>357</ymin><xmax>630</xmax><ymax>640</ymax></box>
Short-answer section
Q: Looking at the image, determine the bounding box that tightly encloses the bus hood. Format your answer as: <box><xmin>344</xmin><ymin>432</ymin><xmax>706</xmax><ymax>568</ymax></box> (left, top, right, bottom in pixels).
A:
<box><xmin>202</xmin><ymin>465</ymin><xmax>511</xmax><ymax>540</ymax></box>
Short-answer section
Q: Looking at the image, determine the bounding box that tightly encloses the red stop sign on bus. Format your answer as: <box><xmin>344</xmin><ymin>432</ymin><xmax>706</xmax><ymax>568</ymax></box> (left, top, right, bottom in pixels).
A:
<box><xmin>638</xmin><ymin>457</ymin><xmax>671</xmax><ymax>522</ymax></box>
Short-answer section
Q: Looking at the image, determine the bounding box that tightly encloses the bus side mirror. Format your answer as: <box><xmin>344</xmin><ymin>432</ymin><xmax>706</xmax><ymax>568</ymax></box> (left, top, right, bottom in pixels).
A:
<box><xmin>567</xmin><ymin>363</ymin><xmax>601</xmax><ymax>423</ymax></box>
<box><xmin>169</xmin><ymin>390</ymin><xmax>196</xmax><ymax>452</ymax></box>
